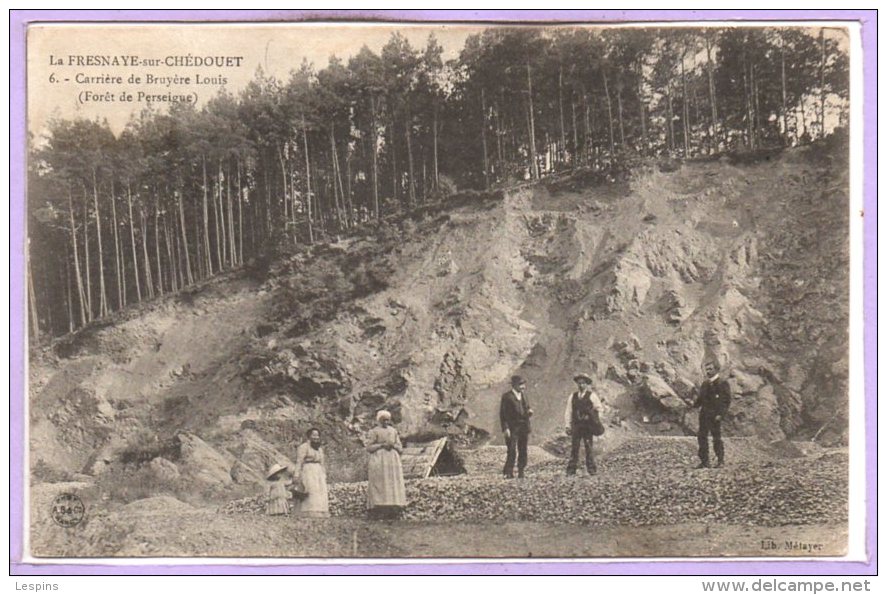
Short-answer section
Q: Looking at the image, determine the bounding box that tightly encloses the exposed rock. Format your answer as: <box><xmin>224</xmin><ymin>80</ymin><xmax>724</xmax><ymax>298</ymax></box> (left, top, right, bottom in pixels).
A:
<box><xmin>223</xmin><ymin>429</ymin><xmax>295</xmax><ymax>480</ymax></box>
<box><xmin>731</xmin><ymin>369</ymin><xmax>766</xmax><ymax>395</ymax></box>
<box><xmin>175</xmin><ymin>433</ymin><xmax>233</xmax><ymax>486</ymax></box>
<box><xmin>639</xmin><ymin>374</ymin><xmax>685</xmax><ymax>412</ymax></box>
<box><xmin>148</xmin><ymin>457</ymin><xmax>180</xmax><ymax>482</ymax></box>
<box><xmin>230</xmin><ymin>460</ymin><xmax>262</xmax><ymax>485</ymax></box>
<box><xmin>670</xmin><ymin>376</ymin><xmax>697</xmax><ymax>402</ymax></box>
<box><xmin>728</xmin><ymin>385</ymin><xmax>784</xmax><ymax>441</ymax></box>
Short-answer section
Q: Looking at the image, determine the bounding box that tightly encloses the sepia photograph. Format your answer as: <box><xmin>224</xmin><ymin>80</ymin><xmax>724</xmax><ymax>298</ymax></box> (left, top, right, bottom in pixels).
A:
<box><xmin>15</xmin><ymin>12</ymin><xmax>869</xmax><ymax>568</ymax></box>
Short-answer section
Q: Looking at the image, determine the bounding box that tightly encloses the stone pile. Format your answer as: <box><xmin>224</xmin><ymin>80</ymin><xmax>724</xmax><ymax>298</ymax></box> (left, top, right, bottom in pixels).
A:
<box><xmin>220</xmin><ymin>437</ymin><xmax>847</xmax><ymax>527</ymax></box>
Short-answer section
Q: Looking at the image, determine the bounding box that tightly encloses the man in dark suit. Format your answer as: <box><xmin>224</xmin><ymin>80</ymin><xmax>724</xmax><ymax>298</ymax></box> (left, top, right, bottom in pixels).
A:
<box><xmin>500</xmin><ymin>375</ymin><xmax>533</xmax><ymax>479</ymax></box>
<box><xmin>693</xmin><ymin>361</ymin><xmax>732</xmax><ymax>468</ymax></box>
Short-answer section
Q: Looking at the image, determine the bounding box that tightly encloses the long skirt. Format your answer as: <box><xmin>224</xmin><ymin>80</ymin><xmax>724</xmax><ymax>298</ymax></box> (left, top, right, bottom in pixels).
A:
<box><xmin>266</xmin><ymin>497</ymin><xmax>288</xmax><ymax>516</ymax></box>
<box><xmin>367</xmin><ymin>449</ymin><xmax>406</xmax><ymax>509</ymax></box>
<box><xmin>296</xmin><ymin>462</ymin><xmax>330</xmax><ymax>518</ymax></box>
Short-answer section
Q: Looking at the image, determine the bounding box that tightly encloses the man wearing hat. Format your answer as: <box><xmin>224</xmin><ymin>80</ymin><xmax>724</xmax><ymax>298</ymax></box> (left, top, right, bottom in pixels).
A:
<box><xmin>693</xmin><ymin>360</ymin><xmax>732</xmax><ymax>468</ymax></box>
<box><xmin>564</xmin><ymin>372</ymin><xmax>603</xmax><ymax>476</ymax></box>
<box><xmin>500</xmin><ymin>375</ymin><xmax>533</xmax><ymax>479</ymax></box>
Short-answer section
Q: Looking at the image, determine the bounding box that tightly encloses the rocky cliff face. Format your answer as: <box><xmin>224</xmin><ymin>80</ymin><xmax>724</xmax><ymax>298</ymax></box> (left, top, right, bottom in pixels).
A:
<box><xmin>28</xmin><ymin>140</ymin><xmax>850</xmax><ymax>497</ymax></box>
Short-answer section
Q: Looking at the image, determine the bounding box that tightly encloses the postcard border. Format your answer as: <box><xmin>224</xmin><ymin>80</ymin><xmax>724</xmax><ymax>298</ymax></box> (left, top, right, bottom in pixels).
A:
<box><xmin>9</xmin><ymin>8</ymin><xmax>877</xmax><ymax>576</ymax></box>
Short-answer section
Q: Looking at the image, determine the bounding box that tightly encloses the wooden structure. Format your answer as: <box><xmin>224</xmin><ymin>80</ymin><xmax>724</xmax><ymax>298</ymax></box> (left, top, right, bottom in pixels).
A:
<box><xmin>400</xmin><ymin>437</ymin><xmax>466</xmax><ymax>480</ymax></box>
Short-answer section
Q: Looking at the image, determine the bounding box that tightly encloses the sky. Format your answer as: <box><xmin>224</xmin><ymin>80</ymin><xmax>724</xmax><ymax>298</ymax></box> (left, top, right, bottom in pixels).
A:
<box><xmin>27</xmin><ymin>22</ymin><xmax>850</xmax><ymax>137</ymax></box>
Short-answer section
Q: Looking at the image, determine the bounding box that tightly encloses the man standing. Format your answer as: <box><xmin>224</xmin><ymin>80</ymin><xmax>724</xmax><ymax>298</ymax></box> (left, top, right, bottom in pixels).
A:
<box><xmin>564</xmin><ymin>372</ymin><xmax>603</xmax><ymax>476</ymax></box>
<box><xmin>500</xmin><ymin>375</ymin><xmax>533</xmax><ymax>479</ymax></box>
<box><xmin>693</xmin><ymin>361</ymin><xmax>732</xmax><ymax>468</ymax></box>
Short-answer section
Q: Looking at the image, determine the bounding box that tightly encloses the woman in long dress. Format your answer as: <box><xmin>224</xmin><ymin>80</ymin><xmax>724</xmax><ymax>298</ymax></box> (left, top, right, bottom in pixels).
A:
<box><xmin>293</xmin><ymin>428</ymin><xmax>330</xmax><ymax>518</ymax></box>
<box><xmin>365</xmin><ymin>410</ymin><xmax>407</xmax><ymax>519</ymax></box>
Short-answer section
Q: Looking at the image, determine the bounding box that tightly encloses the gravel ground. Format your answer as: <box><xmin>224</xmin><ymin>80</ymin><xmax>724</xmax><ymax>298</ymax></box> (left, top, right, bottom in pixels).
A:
<box><xmin>221</xmin><ymin>437</ymin><xmax>847</xmax><ymax>527</ymax></box>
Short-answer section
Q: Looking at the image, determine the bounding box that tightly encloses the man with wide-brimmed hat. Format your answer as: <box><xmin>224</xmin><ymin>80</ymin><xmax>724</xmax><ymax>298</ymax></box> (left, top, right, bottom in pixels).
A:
<box><xmin>693</xmin><ymin>360</ymin><xmax>732</xmax><ymax>468</ymax></box>
<box><xmin>500</xmin><ymin>375</ymin><xmax>533</xmax><ymax>479</ymax></box>
<box><xmin>564</xmin><ymin>372</ymin><xmax>603</xmax><ymax>476</ymax></box>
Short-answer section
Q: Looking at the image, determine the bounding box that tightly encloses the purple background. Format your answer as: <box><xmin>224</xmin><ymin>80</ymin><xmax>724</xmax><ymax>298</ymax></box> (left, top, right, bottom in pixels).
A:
<box><xmin>9</xmin><ymin>9</ymin><xmax>877</xmax><ymax>576</ymax></box>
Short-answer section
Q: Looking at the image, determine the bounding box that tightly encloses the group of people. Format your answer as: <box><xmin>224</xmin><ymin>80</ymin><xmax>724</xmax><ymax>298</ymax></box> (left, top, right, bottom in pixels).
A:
<box><xmin>264</xmin><ymin>410</ymin><xmax>407</xmax><ymax>518</ymax></box>
<box><xmin>500</xmin><ymin>361</ymin><xmax>732</xmax><ymax>478</ymax></box>
<box><xmin>266</xmin><ymin>360</ymin><xmax>732</xmax><ymax>516</ymax></box>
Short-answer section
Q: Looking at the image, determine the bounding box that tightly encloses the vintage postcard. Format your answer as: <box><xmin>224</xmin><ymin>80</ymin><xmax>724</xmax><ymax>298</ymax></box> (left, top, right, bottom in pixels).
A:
<box><xmin>11</xmin><ymin>10</ymin><xmax>875</xmax><ymax>574</ymax></box>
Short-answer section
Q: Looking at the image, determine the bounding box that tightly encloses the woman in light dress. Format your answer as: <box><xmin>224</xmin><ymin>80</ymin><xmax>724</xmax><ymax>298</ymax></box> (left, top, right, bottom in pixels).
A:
<box><xmin>292</xmin><ymin>428</ymin><xmax>330</xmax><ymax>518</ymax></box>
<box><xmin>264</xmin><ymin>463</ymin><xmax>290</xmax><ymax>516</ymax></box>
<box><xmin>365</xmin><ymin>410</ymin><xmax>407</xmax><ymax>519</ymax></box>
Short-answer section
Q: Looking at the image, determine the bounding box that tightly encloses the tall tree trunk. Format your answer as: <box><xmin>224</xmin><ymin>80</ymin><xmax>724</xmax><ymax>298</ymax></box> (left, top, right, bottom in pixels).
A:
<box><xmin>65</xmin><ymin>244</ymin><xmax>75</xmax><ymax>332</ymax></box>
<box><xmin>432</xmin><ymin>100</ymin><xmax>439</xmax><ymax>191</ymax></box>
<box><xmin>495</xmin><ymin>94</ymin><xmax>504</xmax><ymax>169</ymax></box>
<box><xmin>91</xmin><ymin>169</ymin><xmax>108</xmax><ymax>318</ymax></box>
<box><xmin>82</xmin><ymin>193</ymin><xmax>93</xmax><ymax>321</ymax></box>
<box><xmin>558</xmin><ymin>65</ymin><xmax>567</xmax><ymax>166</ymax></box>
<box><xmin>277</xmin><ymin>143</ymin><xmax>289</xmax><ymax>223</ymax></box>
<box><xmin>109</xmin><ymin>180</ymin><xmax>123</xmax><ymax>310</ymax></box>
<box><xmin>404</xmin><ymin>112</ymin><xmax>416</xmax><ymax>206</ymax></box>
<box><xmin>742</xmin><ymin>49</ymin><xmax>753</xmax><ymax>148</ymax></box>
<box><xmin>218</xmin><ymin>164</ymin><xmax>228</xmax><ymax>267</ymax></box>
<box><xmin>329</xmin><ymin>126</ymin><xmax>345</xmax><ymax>224</ymax></box>
<box><xmin>481</xmin><ymin>87</ymin><xmax>490</xmax><ymax>189</ymax></box>
<box><xmin>214</xmin><ymin>165</ymin><xmax>224</xmax><ymax>271</ymax></box>
<box><xmin>666</xmin><ymin>83</ymin><xmax>676</xmax><ymax>154</ymax></box>
<box><xmin>177</xmin><ymin>189</ymin><xmax>193</xmax><ymax>285</ymax></box>
<box><xmin>153</xmin><ymin>204</ymin><xmax>164</xmax><ymax>296</ymax></box>
<box><xmin>201</xmin><ymin>156</ymin><xmax>213</xmax><ymax>277</ymax></box>
<box><xmin>582</xmin><ymin>88</ymin><xmax>591</xmax><ymax>164</ymax></box>
<box><xmin>227</xmin><ymin>166</ymin><xmax>236</xmax><ymax>266</ymax></box>
<box><xmin>163</xmin><ymin>214</ymin><xmax>177</xmax><ymax>293</ymax></box>
<box><xmin>637</xmin><ymin>61</ymin><xmax>647</xmax><ymax>153</ymax></box>
<box><xmin>752</xmin><ymin>63</ymin><xmax>761</xmax><ymax>144</ymax></box>
<box><xmin>68</xmin><ymin>189</ymin><xmax>88</xmax><ymax>326</ymax></box>
<box><xmin>706</xmin><ymin>36</ymin><xmax>719</xmax><ymax>154</ymax></box>
<box><xmin>819</xmin><ymin>28</ymin><xmax>826</xmax><ymax>137</ymax></box>
<box><xmin>390</xmin><ymin>122</ymin><xmax>398</xmax><ymax>205</ymax></box>
<box><xmin>616</xmin><ymin>86</ymin><xmax>626</xmax><ymax>147</ymax></box>
<box><xmin>237</xmin><ymin>159</ymin><xmax>244</xmax><ymax>263</ymax></box>
<box><xmin>781</xmin><ymin>32</ymin><xmax>789</xmax><ymax>143</ymax></box>
<box><xmin>345</xmin><ymin>149</ymin><xmax>354</xmax><ymax>214</ymax></box>
<box><xmin>302</xmin><ymin>115</ymin><xmax>315</xmax><ymax>243</ymax></box>
<box><xmin>602</xmin><ymin>71</ymin><xmax>616</xmax><ymax>157</ymax></box>
<box><xmin>526</xmin><ymin>57</ymin><xmax>539</xmax><ymax>180</ymax></box>
<box><xmin>369</xmin><ymin>98</ymin><xmax>380</xmax><ymax>219</ymax></box>
<box><xmin>27</xmin><ymin>244</ymin><xmax>40</xmax><ymax>341</ymax></box>
<box><xmin>571</xmin><ymin>94</ymin><xmax>579</xmax><ymax>163</ymax></box>
<box><xmin>681</xmin><ymin>53</ymin><xmax>691</xmax><ymax>156</ymax></box>
<box><xmin>139</xmin><ymin>207</ymin><xmax>154</xmax><ymax>299</ymax></box>
<box><xmin>799</xmin><ymin>95</ymin><xmax>808</xmax><ymax>139</ymax></box>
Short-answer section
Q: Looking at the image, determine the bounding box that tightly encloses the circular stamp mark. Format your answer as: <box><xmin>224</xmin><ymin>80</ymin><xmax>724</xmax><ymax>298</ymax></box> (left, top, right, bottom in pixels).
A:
<box><xmin>51</xmin><ymin>493</ymin><xmax>85</xmax><ymax>528</ymax></box>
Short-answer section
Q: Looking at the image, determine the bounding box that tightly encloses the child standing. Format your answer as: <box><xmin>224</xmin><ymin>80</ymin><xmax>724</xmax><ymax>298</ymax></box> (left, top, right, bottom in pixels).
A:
<box><xmin>265</xmin><ymin>463</ymin><xmax>290</xmax><ymax>515</ymax></box>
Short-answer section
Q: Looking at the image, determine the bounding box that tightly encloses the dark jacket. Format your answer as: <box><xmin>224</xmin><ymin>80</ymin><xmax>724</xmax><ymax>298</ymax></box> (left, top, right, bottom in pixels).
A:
<box><xmin>694</xmin><ymin>376</ymin><xmax>732</xmax><ymax>417</ymax></box>
<box><xmin>500</xmin><ymin>389</ymin><xmax>532</xmax><ymax>433</ymax></box>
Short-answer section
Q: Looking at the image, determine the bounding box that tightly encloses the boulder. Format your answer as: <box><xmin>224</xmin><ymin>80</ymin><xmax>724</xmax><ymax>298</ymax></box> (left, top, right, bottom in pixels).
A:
<box><xmin>223</xmin><ymin>429</ymin><xmax>296</xmax><ymax>480</ymax></box>
<box><xmin>176</xmin><ymin>433</ymin><xmax>234</xmax><ymax>486</ymax></box>
<box><xmin>639</xmin><ymin>374</ymin><xmax>685</xmax><ymax>412</ymax></box>
<box><xmin>731</xmin><ymin>369</ymin><xmax>766</xmax><ymax>395</ymax></box>
<box><xmin>670</xmin><ymin>376</ymin><xmax>697</xmax><ymax>402</ymax></box>
<box><xmin>230</xmin><ymin>460</ymin><xmax>263</xmax><ymax>485</ymax></box>
<box><xmin>148</xmin><ymin>457</ymin><xmax>180</xmax><ymax>482</ymax></box>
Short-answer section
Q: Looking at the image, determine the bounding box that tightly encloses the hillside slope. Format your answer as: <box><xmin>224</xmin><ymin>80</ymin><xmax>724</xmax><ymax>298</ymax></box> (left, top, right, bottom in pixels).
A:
<box><xmin>28</xmin><ymin>140</ymin><xmax>849</xmax><ymax>500</ymax></box>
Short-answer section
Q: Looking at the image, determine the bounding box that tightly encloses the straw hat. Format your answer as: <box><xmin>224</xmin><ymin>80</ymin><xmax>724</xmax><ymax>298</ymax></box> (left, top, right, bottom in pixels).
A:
<box><xmin>376</xmin><ymin>410</ymin><xmax>392</xmax><ymax>423</ymax></box>
<box><xmin>266</xmin><ymin>463</ymin><xmax>287</xmax><ymax>480</ymax></box>
<box><xmin>573</xmin><ymin>372</ymin><xmax>593</xmax><ymax>383</ymax></box>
